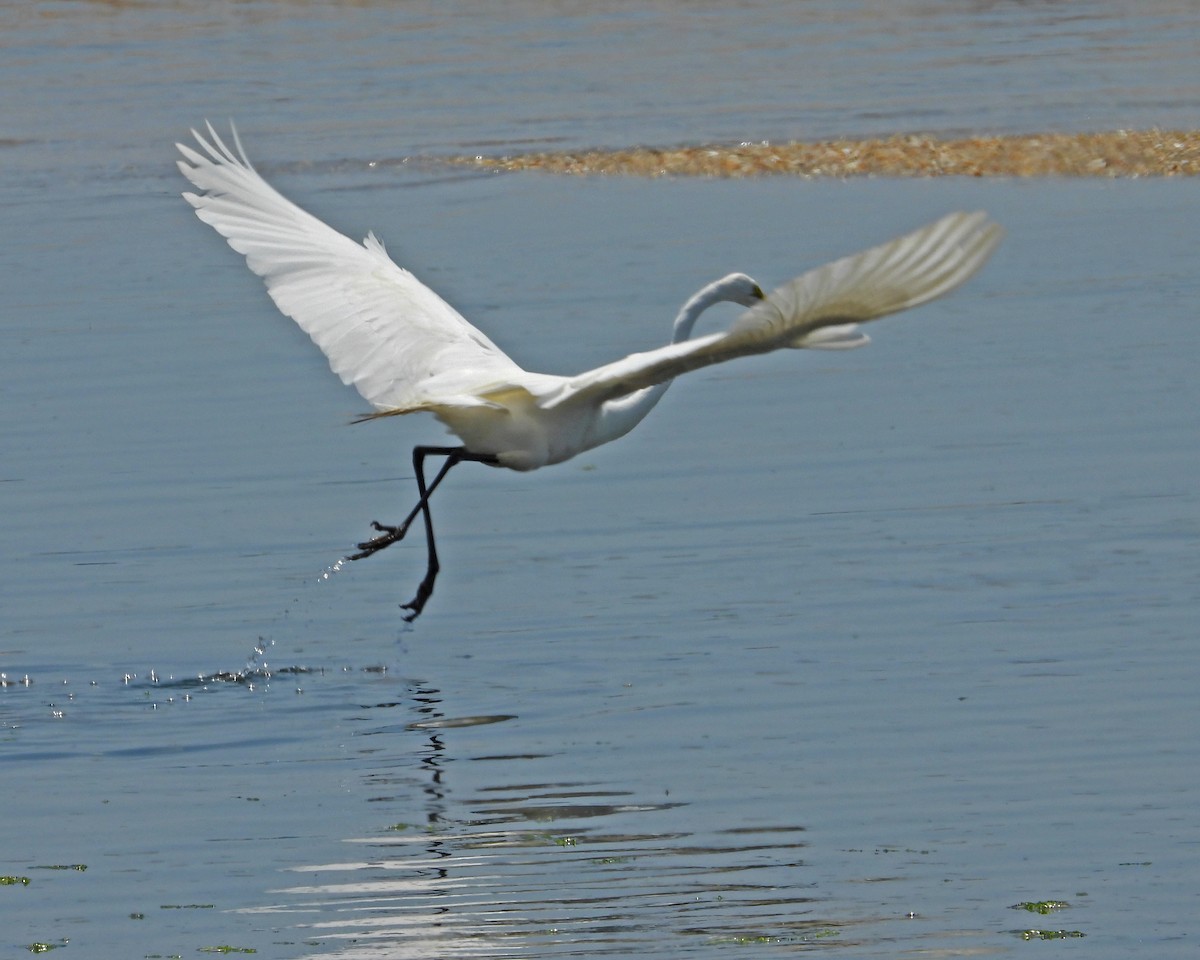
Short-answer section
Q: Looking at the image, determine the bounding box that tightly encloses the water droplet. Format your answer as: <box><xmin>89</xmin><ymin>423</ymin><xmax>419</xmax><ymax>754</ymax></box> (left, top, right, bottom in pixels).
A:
<box><xmin>319</xmin><ymin>558</ymin><xmax>348</xmax><ymax>582</ymax></box>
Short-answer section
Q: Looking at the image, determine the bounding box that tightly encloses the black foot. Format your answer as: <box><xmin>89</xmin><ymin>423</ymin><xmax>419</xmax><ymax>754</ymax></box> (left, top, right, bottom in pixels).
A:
<box><xmin>348</xmin><ymin>520</ymin><xmax>411</xmax><ymax>561</ymax></box>
<box><xmin>400</xmin><ymin>566</ymin><xmax>438</xmax><ymax>621</ymax></box>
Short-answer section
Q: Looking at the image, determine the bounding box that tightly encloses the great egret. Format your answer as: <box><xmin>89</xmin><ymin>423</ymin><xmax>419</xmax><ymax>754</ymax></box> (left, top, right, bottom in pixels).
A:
<box><xmin>178</xmin><ymin>123</ymin><xmax>1002</xmax><ymax>620</ymax></box>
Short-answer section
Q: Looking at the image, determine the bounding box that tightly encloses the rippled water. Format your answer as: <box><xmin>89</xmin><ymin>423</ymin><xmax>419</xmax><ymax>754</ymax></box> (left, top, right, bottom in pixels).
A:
<box><xmin>3</xmin><ymin>2</ymin><xmax>1200</xmax><ymax>958</ymax></box>
<box><xmin>5</xmin><ymin>0</ymin><xmax>1200</xmax><ymax>185</ymax></box>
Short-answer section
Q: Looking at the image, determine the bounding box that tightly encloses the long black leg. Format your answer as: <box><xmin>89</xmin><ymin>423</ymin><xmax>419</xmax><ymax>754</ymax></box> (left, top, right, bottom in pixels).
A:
<box><xmin>349</xmin><ymin>446</ymin><xmax>465</xmax><ymax>561</ymax></box>
<box><xmin>399</xmin><ymin>445</ymin><xmax>457</xmax><ymax>620</ymax></box>
<box><xmin>346</xmin><ymin>445</ymin><xmax>496</xmax><ymax>621</ymax></box>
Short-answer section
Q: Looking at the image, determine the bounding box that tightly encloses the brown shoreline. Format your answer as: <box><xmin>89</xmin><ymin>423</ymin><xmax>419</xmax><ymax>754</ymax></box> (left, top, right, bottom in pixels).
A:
<box><xmin>449</xmin><ymin>130</ymin><xmax>1200</xmax><ymax>178</ymax></box>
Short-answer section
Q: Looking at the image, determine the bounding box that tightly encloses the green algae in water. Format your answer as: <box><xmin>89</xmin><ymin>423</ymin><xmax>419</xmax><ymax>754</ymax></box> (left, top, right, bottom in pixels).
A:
<box><xmin>2</xmin><ymin>875</ymin><xmax>32</xmax><ymax>885</ymax></box>
<box><xmin>1012</xmin><ymin>900</ymin><xmax>1070</xmax><ymax>915</ymax></box>
<box><xmin>1020</xmin><ymin>929</ymin><xmax>1086</xmax><ymax>940</ymax></box>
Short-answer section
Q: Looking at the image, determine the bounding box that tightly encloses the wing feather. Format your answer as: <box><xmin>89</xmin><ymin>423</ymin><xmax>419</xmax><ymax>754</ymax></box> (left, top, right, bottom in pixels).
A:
<box><xmin>542</xmin><ymin>211</ymin><xmax>1002</xmax><ymax>410</ymax></box>
<box><xmin>178</xmin><ymin>123</ymin><xmax>523</xmax><ymax>411</ymax></box>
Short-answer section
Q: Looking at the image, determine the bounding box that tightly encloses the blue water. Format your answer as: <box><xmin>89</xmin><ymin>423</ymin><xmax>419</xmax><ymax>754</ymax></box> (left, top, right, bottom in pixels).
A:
<box><xmin>3</xmin><ymin>2</ymin><xmax>1199</xmax><ymax>957</ymax></box>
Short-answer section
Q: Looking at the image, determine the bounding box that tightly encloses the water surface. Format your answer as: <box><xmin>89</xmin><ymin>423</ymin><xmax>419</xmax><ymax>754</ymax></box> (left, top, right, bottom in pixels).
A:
<box><xmin>3</xmin><ymin>3</ymin><xmax>1199</xmax><ymax>957</ymax></box>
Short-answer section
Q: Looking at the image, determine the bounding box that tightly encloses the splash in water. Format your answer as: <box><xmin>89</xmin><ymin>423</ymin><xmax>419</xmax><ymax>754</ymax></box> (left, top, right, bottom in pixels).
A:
<box><xmin>318</xmin><ymin>557</ymin><xmax>349</xmax><ymax>582</ymax></box>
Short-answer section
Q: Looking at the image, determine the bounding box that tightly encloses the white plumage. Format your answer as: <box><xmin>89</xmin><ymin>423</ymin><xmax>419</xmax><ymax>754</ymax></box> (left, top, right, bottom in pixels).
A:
<box><xmin>179</xmin><ymin>123</ymin><xmax>1002</xmax><ymax>619</ymax></box>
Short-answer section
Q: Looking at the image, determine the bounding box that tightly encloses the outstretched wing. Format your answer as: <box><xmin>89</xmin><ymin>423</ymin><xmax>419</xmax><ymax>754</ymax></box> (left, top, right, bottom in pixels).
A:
<box><xmin>542</xmin><ymin>211</ymin><xmax>1002</xmax><ymax>411</ymax></box>
<box><xmin>178</xmin><ymin>123</ymin><xmax>524</xmax><ymax>411</ymax></box>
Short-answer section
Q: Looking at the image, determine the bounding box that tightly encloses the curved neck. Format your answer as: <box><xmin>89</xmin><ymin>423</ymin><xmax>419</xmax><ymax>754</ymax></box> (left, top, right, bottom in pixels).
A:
<box><xmin>588</xmin><ymin>279</ymin><xmax>744</xmax><ymax>448</ymax></box>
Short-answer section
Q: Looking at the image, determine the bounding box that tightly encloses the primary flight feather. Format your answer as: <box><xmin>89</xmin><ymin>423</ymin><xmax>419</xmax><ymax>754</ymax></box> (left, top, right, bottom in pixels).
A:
<box><xmin>178</xmin><ymin>122</ymin><xmax>1002</xmax><ymax>619</ymax></box>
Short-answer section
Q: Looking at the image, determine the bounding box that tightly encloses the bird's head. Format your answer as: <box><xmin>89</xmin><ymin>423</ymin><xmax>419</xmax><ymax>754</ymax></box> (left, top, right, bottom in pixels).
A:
<box><xmin>672</xmin><ymin>272</ymin><xmax>766</xmax><ymax>344</ymax></box>
<box><xmin>716</xmin><ymin>272</ymin><xmax>766</xmax><ymax>307</ymax></box>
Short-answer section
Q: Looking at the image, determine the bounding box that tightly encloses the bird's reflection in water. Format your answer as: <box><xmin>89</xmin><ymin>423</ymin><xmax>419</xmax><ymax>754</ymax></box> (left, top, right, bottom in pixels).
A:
<box><xmin>264</xmin><ymin>678</ymin><xmax>825</xmax><ymax>958</ymax></box>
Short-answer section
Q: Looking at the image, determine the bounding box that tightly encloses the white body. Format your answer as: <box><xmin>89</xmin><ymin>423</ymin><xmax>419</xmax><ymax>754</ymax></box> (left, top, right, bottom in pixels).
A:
<box><xmin>178</xmin><ymin>125</ymin><xmax>1002</xmax><ymax>472</ymax></box>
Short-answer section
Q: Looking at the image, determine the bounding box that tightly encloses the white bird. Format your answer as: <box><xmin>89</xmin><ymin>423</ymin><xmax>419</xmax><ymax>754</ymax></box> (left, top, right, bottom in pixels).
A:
<box><xmin>178</xmin><ymin>123</ymin><xmax>1002</xmax><ymax>620</ymax></box>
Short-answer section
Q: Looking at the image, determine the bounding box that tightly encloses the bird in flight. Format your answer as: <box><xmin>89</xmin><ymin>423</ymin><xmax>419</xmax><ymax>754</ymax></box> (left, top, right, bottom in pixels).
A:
<box><xmin>178</xmin><ymin>123</ymin><xmax>1002</xmax><ymax>621</ymax></box>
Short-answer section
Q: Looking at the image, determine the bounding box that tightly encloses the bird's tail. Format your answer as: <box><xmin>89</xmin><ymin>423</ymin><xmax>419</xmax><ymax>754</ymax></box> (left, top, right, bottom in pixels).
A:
<box><xmin>351</xmin><ymin>408</ymin><xmax>414</xmax><ymax>424</ymax></box>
